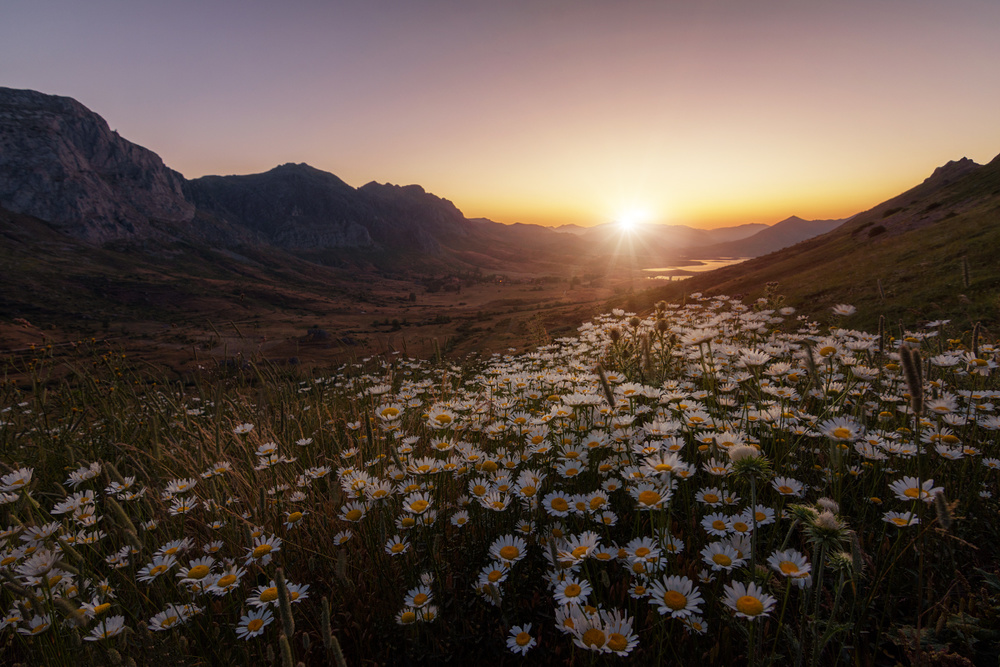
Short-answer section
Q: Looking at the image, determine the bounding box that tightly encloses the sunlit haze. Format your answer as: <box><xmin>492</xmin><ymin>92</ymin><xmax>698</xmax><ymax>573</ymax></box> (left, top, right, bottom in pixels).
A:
<box><xmin>4</xmin><ymin>0</ymin><xmax>1000</xmax><ymax>228</ymax></box>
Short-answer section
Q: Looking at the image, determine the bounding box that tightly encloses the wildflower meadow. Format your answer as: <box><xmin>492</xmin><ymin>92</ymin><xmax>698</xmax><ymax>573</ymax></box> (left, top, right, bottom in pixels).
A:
<box><xmin>2</xmin><ymin>294</ymin><xmax>999</xmax><ymax>665</ymax></box>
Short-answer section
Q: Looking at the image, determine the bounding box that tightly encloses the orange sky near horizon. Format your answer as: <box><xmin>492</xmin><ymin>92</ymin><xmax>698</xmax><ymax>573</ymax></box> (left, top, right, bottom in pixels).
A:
<box><xmin>3</xmin><ymin>0</ymin><xmax>1000</xmax><ymax>229</ymax></box>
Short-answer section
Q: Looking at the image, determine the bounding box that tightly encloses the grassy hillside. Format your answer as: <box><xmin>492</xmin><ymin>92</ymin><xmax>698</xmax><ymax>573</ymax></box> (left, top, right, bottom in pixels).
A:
<box><xmin>636</xmin><ymin>155</ymin><xmax>1000</xmax><ymax>333</ymax></box>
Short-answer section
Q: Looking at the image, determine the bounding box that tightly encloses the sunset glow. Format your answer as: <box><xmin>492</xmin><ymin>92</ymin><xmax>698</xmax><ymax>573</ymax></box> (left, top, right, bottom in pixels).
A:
<box><xmin>3</xmin><ymin>0</ymin><xmax>1000</xmax><ymax>228</ymax></box>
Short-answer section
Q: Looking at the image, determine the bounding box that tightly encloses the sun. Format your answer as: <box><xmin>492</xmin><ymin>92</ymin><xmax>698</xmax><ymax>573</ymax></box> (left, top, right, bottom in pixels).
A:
<box><xmin>616</xmin><ymin>208</ymin><xmax>650</xmax><ymax>231</ymax></box>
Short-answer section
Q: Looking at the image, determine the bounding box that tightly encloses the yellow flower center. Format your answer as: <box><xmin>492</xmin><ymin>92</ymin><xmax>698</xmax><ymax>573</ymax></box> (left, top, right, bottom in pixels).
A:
<box><xmin>481</xmin><ymin>461</ymin><xmax>498</xmax><ymax>473</ymax></box>
<box><xmin>736</xmin><ymin>595</ymin><xmax>764</xmax><ymax>616</ymax></box>
<box><xmin>713</xmin><ymin>554</ymin><xmax>732</xmax><ymax>567</ymax></box>
<box><xmin>638</xmin><ymin>490</ymin><xmax>660</xmax><ymax>506</ymax></box>
<box><xmin>833</xmin><ymin>427</ymin><xmax>852</xmax><ymax>439</ymax></box>
<box><xmin>259</xmin><ymin>587</ymin><xmax>278</xmax><ymax>603</ymax></box>
<box><xmin>607</xmin><ymin>633</ymin><xmax>628</xmax><ymax>652</ymax></box>
<box><xmin>563</xmin><ymin>583</ymin><xmax>582</xmax><ymax>598</ymax></box>
<box><xmin>663</xmin><ymin>590</ymin><xmax>687</xmax><ymax>610</ymax></box>
<box><xmin>654</xmin><ymin>463</ymin><xmax>673</xmax><ymax>472</ymax></box>
<box><xmin>149</xmin><ymin>565</ymin><xmax>167</xmax><ymax>577</ymax></box>
<box><xmin>409</xmin><ymin>500</ymin><xmax>429</xmax><ymax>513</ymax></box>
<box><xmin>903</xmin><ymin>488</ymin><xmax>920</xmax><ymax>499</ymax></box>
<box><xmin>515</xmin><ymin>631</ymin><xmax>531</xmax><ymax>646</ymax></box>
<box><xmin>247</xmin><ymin>618</ymin><xmax>264</xmax><ymax>632</ymax></box>
<box><xmin>819</xmin><ymin>346</ymin><xmax>837</xmax><ymax>357</ymax></box>
<box><xmin>520</xmin><ymin>485</ymin><xmax>536</xmax><ymax>497</ymax></box>
<box><xmin>345</xmin><ymin>509</ymin><xmax>363</xmax><ymax>521</ymax></box>
<box><xmin>550</xmin><ymin>498</ymin><xmax>569</xmax><ymax>512</ymax></box>
<box><xmin>635</xmin><ymin>547</ymin><xmax>651</xmax><ymax>558</ymax></box>
<box><xmin>704</xmin><ymin>493</ymin><xmax>719</xmax><ymax>503</ymax></box>
<box><xmin>162</xmin><ymin>615</ymin><xmax>179</xmax><ymax>628</ymax></box>
<box><xmin>413</xmin><ymin>593</ymin><xmax>428</xmax><ymax>606</ymax></box>
<box><xmin>400</xmin><ymin>611</ymin><xmax>416</xmax><ymax>623</ymax></box>
<box><xmin>499</xmin><ymin>546</ymin><xmax>520</xmax><ymax>560</ymax></box>
<box><xmin>779</xmin><ymin>561</ymin><xmax>800</xmax><ymax>575</ymax></box>
<box><xmin>777</xmin><ymin>486</ymin><xmax>793</xmax><ymax>494</ymax></box>
<box><xmin>252</xmin><ymin>544</ymin><xmax>273</xmax><ymax>559</ymax></box>
<box><xmin>217</xmin><ymin>574</ymin><xmax>237</xmax><ymax>588</ymax></box>
<box><xmin>712</xmin><ymin>520</ymin><xmax>727</xmax><ymax>531</ymax></box>
<box><xmin>187</xmin><ymin>565</ymin><xmax>210</xmax><ymax>579</ymax></box>
<box><xmin>287</xmin><ymin>512</ymin><xmax>302</xmax><ymax>523</ymax></box>
<box><xmin>732</xmin><ymin>522</ymin><xmax>749</xmax><ymax>533</ymax></box>
<box><xmin>581</xmin><ymin>628</ymin><xmax>606</xmax><ymax>649</ymax></box>
<box><xmin>391</xmin><ymin>543</ymin><xmax>405</xmax><ymax>553</ymax></box>
<box><xmin>487</xmin><ymin>569</ymin><xmax>504</xmax><ymax>583</ymax></box>
<box><xmin>94</xmin><ymin>602</ymin><xmax>111</xmax><ymax>615</ymax></box>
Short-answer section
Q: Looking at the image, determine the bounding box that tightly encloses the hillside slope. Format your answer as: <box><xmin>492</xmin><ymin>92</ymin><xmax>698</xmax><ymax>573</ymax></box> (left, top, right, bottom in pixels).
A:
<box><xmin>641</xmin><ymin>155</ymin><xmax>1000</xmax><ymax>330</ymax></box>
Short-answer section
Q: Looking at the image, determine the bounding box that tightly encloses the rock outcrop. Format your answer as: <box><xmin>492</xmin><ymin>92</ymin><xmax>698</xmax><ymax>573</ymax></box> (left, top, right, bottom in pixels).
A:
<box><xmin>0</xmin><ymin>87</ymin><xmax>194</xmax><ymax>243</ymax></box>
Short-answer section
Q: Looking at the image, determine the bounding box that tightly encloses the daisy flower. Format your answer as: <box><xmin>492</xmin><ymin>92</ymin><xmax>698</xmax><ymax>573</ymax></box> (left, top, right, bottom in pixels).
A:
<box><xmin>489</xmin><ymin>535</ymin><xmax>528</xmax><ymax>564</ymax></box>
<box><xmin>819</xmin><ymin>416</ymin><xmax>863</xmax><ymax>442</ymax></box>
<box><xmin>137</xmin><ymin>555</ymin><xmax>177</xmax><ymax>583</ymax></box>
<box><xmin>0</xmin><ymin>467</ymin><xmax>33</xmax><ymax>492</ymax></box>
<box><xmin>630</xmin><ymin>482</ymin><xmax>671</xmax><ymax>510</ymax></box>
<box><xmin>148</xmin><ymin>604</ymin><xmax>191</xmax><ymax>631</ymax></box>
<box><xmin>208</xmin><ymin>565</ymin><xmax>246</xmax><ymax>597</ymax></box>
<box><xmin>648</xmin><ymin>575</ymin><xmax>703</xmax><ymax>618</ymax></box>
<box><xmin>603</xmin><ymin>609</ymin><xmax>639</xmax><ymax>656</ymax></box>
<box><xmin>888</xmin><ymin>476</ymin><xmax>943</xmax><ymax>503</ymax></box>
<box><xmin>479</xmin><ymin>561</ymin><xmax>510</xmax><ymax>587</ymax></box>
<box><xmin>682</xmin><ymin>615</ymin><xmax>709</xmax><ymax>635</ymax></box>
<box><xmin>542</xmin><ymin>491</ymin><xmax>572</xmax><ymax>517</ymax></box>
<box><xmin>723</xmin><ymin>581</ymin><xmax>776</xmax><ymax>620</ymax></box>
<box><xmin>84</xmin><ymin>615</ymin><xmax>126</xmax><ymax>641</ymax></box>
<box><xmin>404</xmin><ymin>584</ymin><xmax>433</xmax><ymax>608</ymax></box>
<box><xmin>701</xmin><ymin>512</ymin><xmax>731</xmax><ymax>536</ymax></box>
<box><xmin>235</xmin><ymin>608</ymin><xmax>273</xmax><ymax>639</ymax></box>
<box><xmin>245</xmin><ymin>534</ymin><xmax>282</xmax><ymax>566</ymax></box>
<box><xmin>772</xmin><ymin>476</ymin><xmax>804</xmax><ymax>497</ymax></box>
<box><xmin>700</xmin><ymin>541</ymin><xmax>745</xmax><ymax>572</ymax></box>
<box><xmin>385</xmin><ymin>535</ymin><xmax>409</xmax><ymax>556</ymax></box>
<box><xmin>18</xmin><ymin>614</ymin><xmax>52</xmax><ymax>635</ymax></box>
<box><xmin>767</xmin><ymin>549</ymin><xmax>812</xmax><ymax>580</ymax></box>
<box><xmin>395</xmin><ymin>607</ymin><xmax>419</xmax><ymax>625</ymax></box>
<box><xmin>507</xmin><ymin>623</ymin><xmax>536</xmax><ymax>655</ymax></box>
<box><xmin>247</xmin><ymin>581</ymin><xmax>280</xmax><ymax>607</ymax></box>
<box><xmin>883</xmin><ymin>511</ymin><xmax>920</xmax><ymax>527</ymax></box>
<box><xmin>177</xmin><ymin>556</ymin><xmax>214</xmax><ymax>587</ymax></box>
<box><xmin>283</xmin><ymin>510</ymin><xmax>307</xmax><ymax>530</ymax></box>
<box><xmin>554</xmin><ymin>576</ymin><xmax>592</xmax><ymax>606</ymax></box>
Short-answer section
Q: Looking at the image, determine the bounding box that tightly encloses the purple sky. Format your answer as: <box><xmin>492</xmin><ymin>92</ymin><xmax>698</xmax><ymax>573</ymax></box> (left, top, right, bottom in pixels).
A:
<box><xmin>4</xmin><ymin>0</ymin><xmax>1000</xmax><ymax>227</ymax></box>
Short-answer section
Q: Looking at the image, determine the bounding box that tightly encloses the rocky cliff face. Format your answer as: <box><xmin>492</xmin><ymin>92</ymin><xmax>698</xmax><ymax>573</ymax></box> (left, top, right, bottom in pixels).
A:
<box><xmin>0</xmin><ymin>87</ymin><xmax>194</xmax><ymax>243</ymax></box>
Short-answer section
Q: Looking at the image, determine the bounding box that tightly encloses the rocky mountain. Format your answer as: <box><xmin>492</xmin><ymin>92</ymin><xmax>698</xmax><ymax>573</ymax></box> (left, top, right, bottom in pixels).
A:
<box><xmin>689</xmin><ymin>215</ymin><xmax>846</xmax><ymax>258</ymax></box>
<box><xmin>0</xmin><ymin>87</ymin><xmax>194</xmax><ymax>244</ymax></box>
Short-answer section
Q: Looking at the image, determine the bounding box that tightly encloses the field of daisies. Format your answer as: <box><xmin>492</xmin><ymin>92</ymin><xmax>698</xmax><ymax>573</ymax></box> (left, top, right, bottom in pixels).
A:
<box><xmin>2</xmin><ymin>294</ymin><xmax>1000</xmax><ymax>665</ymax></box>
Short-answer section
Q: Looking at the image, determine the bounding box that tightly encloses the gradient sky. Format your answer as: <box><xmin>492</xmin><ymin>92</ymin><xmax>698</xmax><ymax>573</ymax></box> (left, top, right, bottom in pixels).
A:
<box><xmin>4</xmin><ymin>0</ymin><xmax>1000</xmax><ymax>228</ymax></box>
